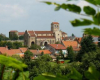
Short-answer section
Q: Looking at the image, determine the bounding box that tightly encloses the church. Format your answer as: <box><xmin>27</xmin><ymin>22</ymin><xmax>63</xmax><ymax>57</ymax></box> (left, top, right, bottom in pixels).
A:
<box><xmin>24</xmin><ymin>22</ymin><xmax>67</xmax><ymax>47</ymax></box>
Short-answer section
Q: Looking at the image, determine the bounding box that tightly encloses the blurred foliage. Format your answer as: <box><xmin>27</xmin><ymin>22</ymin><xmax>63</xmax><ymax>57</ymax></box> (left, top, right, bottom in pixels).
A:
<box><xmin>43</xmin><ymin>0</ymin><xmax>100</xmax><ymax>36</ymax></box>
<box><xmin>0</xmin><ymin>55</ymin><xmax>27</xmax><ymax>80</ymax></box>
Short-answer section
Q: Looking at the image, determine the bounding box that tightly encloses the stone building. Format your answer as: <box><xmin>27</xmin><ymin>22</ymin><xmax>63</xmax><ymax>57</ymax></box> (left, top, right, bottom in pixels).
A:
<box><xmin>9</xmin><ymin>30</ymin><xmax>25</xmax><ymax>39</ymax></box>
<box><xmin>24</xmin><ymin>22</ymin><xmax>67</xmax><ymax>47</ymax></box>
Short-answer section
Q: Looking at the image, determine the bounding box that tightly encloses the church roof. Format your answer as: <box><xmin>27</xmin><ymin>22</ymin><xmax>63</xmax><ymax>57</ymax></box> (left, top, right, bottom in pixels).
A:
<box><xmin>9</xmin><ymin>30</ymin><xmax>18</xmax><ymax>32</ymax></box>
<box><xmin>27</xmin><ymin>30</ymin><xmax>54</xmax><ymax>37</ymax></box>
<box><xmin>37</xmin><ymin>36</ymin><xmax>55</xmax><ymax>38</ymax></box>
<box><xmin>35</xmin><ymin>31</ymin><xmax>53</xmax><ymax>34</ymax></box>
<box><xmin>28</xmin><ymin>31</ymin><xmax>35</xmax><ymax>37</ymax></box>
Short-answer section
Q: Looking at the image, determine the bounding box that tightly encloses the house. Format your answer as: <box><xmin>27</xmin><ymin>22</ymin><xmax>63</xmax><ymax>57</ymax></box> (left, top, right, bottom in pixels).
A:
<box><xmin>62</xmin><ymin>41</ymin><xmax>80</xmax><ymax>53</ymax></box>
<box><xmin>30</xmin><ymin>49</ymin><xmax>52</xmax><ymax>59</ymax></box>
<box><xmin>0</xmin><ymin>47</ymin><xmax>27</xmax><ymax>57</ymax></box>
<box><xmin>24</xmin><ymin>22</ymin><xmax>67</xmax><ymax>47</ymax></box>
<box><xmin>47</xmin><ymin>44</ymin><xmax>67</xmax><ymax>57</ymax></box>
<box><xmin>0</xmin><ymin>47</ymin><xmax>22</xmax><ymax>56</ymax></box>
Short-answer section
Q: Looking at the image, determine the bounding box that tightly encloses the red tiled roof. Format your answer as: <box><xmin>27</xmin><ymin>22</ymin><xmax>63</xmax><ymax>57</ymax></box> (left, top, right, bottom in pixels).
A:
<box><xmin>28</xmin><ymin>31</ymin><xmax>35</xmax><ymax>37</ymax></box>
<box><xmin>39</xmin><ymin>50</ymin><xmax>51</xmax><ymax>54</ymax></box>
<box><xmin>62</xmin><ymin>32</ymin><xmax>67</xmax><ymax>34</ymax></box>
<box><xmin>28</xmin><ymin>30</ymin><xmax>54</xmax><ymax>37</ymax></box>
<box><xmin>10</xmin><ymin>30</ymin><xmax>18</xmax><ymax>32</ymax></box>
<box><xmin>0</xmin><ymin>47</ymin><xmax>8</xmax><ymax>50</ymax></box>
<box><xmin>10</xmin><ymin>49</ymin><xmax>22</xmax><ymax>54</ymax></box>
<box><xmin>62</xmin><ymin>41</ymin><xmax>78</xmax><ymax>48</ymax></box>
<box><xmin>18</xmin><ymin>32</ymin><xmax>25</xmax><ymax>36</ymax></box>
<box><xmin>30</xmin><ymin>50</ymin><xmax>51</xmax><ymax>55</ymax></box>
<box><xmin>49</xmin><ymin>44</ymin><xmax>66</xmax><ymax>50</ymax></box>
<box><xmin>19</xmin><ymin>47</ymin><xmax>28</xmax><ymax>53</ymax></box>
<box><xmin>0</xmin><ymin>50</ymin><xmax>15</xmax><ymax>56</ymax></box>
<box><xmin>35</xmin><ymin>31</ymin><xmax>53</xmax><ymax>34</ymax></box>
<box><xmin>30</xmin><ymin>50</ymin><xmax>40</xmax><ymax>55</ymax></box>
<box><xmin>0</xmin><ymin>48</ymin><xmax>22</xmax><ymax>56</ymax></box>
<box><xmin>75</xmin><ymin>37</ymin><xmax>82</xmax><ymax>43</ymax></box>
<box><xmin>37</xmin><ymin>36</ymin><xmax>55</xmax><ymax>38</ymax></box>
<box><xmin>51</xmin><ymin>22</ymin><xmax>59</xmax><ymax>24</ymax></box>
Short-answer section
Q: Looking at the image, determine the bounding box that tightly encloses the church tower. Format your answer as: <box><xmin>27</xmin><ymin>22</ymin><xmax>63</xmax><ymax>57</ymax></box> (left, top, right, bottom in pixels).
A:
<box><xmin>51</xmin><ymin>22</ymin><xmax>59</xmax><ymax>32</ymax></box>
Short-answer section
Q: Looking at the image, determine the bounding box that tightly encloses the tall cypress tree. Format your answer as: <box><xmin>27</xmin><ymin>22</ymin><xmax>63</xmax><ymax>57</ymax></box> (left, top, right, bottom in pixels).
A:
<box><xmin>67</xmin><ymin>46</ymin><xmax>75</xmax><ymax>62</ymax></box>
<box><xmin>76</xmin><ymin>35</ymin><xmax>96</xmax><ymax>61</ymax></box>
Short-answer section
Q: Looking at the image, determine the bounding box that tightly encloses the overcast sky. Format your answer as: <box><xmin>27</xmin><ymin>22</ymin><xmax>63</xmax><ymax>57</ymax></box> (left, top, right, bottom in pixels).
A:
<box><xmin>0</xmin><ymin>0</ymin><xmax>95</xmax><ymax>37</ymax></box>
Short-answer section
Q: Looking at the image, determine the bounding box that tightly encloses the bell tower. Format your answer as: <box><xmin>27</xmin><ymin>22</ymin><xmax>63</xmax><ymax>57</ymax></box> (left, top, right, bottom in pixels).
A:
<box><xmin>51</xmin><ymin>22</ymin><xmax>59</xmax><ymax>32</ymax></box>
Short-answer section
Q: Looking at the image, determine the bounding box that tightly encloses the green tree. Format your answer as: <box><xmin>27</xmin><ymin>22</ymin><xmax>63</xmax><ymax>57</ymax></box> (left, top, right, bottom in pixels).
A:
<box><xmin>10</xmin><ymin>33</ymin><xmax>18</xmax><ymax>40</ymax></box>
<box><xmin>59</xmin><ymin>50</ymin><xmax>64</xmax><ymax>59</ymax></box>
<box><xmin>0</xmin><ymin>34</ymin><xmax>9</xmax><ymax>41</ymax></box>
<box><xmin>12</xmin><ymin>41</ymin><xmax>22</xmax><ymax>49</ymax></box>
<box><xmin>67</xmin><ymin>46</ymin><xmax>75</xmax><ymax>62</ymax></box>
<box><xmin>0</xmin><ymin>55</ymin><xmax>27</xmax><ymax>80</ymax></box>
<box><xmin>30</xmin><ymin>44</ymin><xmax>41</xmax><ymax>50</ymax></box>
<box><xmin>23</xmin><ymin>50</ymin><xmax>33</xmax><ymax>66</ymax></box>
<box><xmin>55</xmin><ymin>41</ymin><xmax>60</xmax><ymax>44</ymax></box>
<box><xmin>28</xmin><ymin>55</ymin><xmax>52</xmax><ymax>80</ymax></box>
<box><xmin>72</xmin><ymin>33</ymin><xmax>75</xmax><ymax>37</ymax></box>
<box><xmin>19</xmin><ymin>36</ymin><xmax>24</xmax><ymax>40</ymax></box>
<box><xmin>77</xmin><ymin>35</ymin><xmax>96</xmax><ymax>61</ymax></box>
<box><xmin>79</xmin><ymin>49</ymin><xmax>100</xmax><ymax>75</ymax></box>
<box><xmin>41</xmin><ymin>51</ymin><xmax>44</xmax><ymax>55</ymax></box>
<box><xmin>6</xmin><ymin>42</ymin><xmax>13</xmax><ymax>49</ymax></box>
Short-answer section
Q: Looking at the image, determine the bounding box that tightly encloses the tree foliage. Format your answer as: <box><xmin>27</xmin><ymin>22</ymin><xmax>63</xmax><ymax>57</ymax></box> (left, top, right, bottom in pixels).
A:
<box><xmin>23</xmin><ymin>50</ymin><xmax>33</xmax><ymax>66</ymax></box>
<box><xmin>30</xmin><ymin>44</ymin><xmax>41</xmax><ymax>50</ymax></box>
<box><xmin>67</xmin><ymin>46</ymin><xmax>75</xmax><ymax>62</ymax></box>
<box><xmin>0</xmin><ymin>41</ymin><xmax>23</xmax><ymax>49</ymax></box>
<box><xmin>0</xmin><ymin>55</ymin><xmax>27</xmax><ymax>80</ymax></box>
<box><xmin>76</xmin><ymin>35</ymin><xmax>96</xmax><ymax>61</ymax></box>
<box><xmin>19</xmin><ymin>36</ymin><xmax>24</xmax><ymax>40</ymax></box>
<box><xmin>10</xmin><ymin>33</ymin><xmax>18</xmax><ymax>40</ymax></box>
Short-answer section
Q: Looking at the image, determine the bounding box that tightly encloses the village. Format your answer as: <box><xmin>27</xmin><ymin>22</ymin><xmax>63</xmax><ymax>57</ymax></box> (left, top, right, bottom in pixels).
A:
<box><xmin>0</xmin><ymin>22</ymin><xmax>99</xmax><ymax>63</ymax></box>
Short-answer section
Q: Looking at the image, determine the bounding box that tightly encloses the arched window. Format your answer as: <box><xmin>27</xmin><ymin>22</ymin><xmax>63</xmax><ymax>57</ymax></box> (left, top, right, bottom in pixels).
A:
<box><xmin>31</xmin><ymin>41</ymin><xmax>34</xmax><ymax>45</ymax></box>
<box><xmin>44</xmin><ymin>42</ymin><xmax>48</xmax><ymax>46</ymax></box>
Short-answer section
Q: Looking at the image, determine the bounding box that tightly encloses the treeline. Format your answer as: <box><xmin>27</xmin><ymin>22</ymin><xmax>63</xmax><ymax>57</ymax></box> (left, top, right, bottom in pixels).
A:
<box><xmin>0</xmin><ymin>34</ymin><xmax>24</xmax><ymax>41</ymax></box>
<box><xmin>0</xmin><ymin>41</ymin><xmax>23</xmax><ymax>49</ymax></box>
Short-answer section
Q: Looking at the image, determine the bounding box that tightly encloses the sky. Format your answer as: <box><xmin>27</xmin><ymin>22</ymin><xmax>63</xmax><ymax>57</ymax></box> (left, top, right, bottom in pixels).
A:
<box><xmin>0</xmin><ymin>0</ymin><xmax>96</xmax><ymax>37</ymax></box>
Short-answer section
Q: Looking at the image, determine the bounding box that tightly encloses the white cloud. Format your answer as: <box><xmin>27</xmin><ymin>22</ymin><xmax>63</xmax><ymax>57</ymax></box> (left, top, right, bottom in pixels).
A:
<box><xmin>0</xmin><ymin>4</ymin><xmax>27</xmax><ymax>21</ymax></box>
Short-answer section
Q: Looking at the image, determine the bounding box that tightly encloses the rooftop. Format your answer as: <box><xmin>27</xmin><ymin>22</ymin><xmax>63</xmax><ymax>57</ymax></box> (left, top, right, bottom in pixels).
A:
<box><xmin>49</xmin><ymin>44</ymin><xmax>66</xmax><ymax>50</ymax></box>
